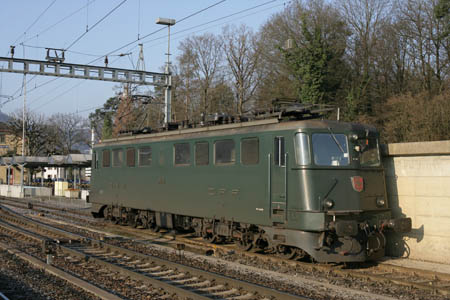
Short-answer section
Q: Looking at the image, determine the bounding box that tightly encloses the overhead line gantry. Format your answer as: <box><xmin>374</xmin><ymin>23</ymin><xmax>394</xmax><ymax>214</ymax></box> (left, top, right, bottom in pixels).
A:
<box><xmin>0</xmin><ymin>56</ymin><xmax>167</xmax><ymax>87</ymax></box>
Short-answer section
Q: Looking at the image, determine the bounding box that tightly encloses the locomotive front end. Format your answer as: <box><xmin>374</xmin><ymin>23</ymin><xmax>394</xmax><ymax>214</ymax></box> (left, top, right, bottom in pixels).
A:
<box><xmin>288</xmin><ymin>121</ymin><xmax>412</xmax><ymax>262</ymax></box>
<box><xmin>325</xmin><ymin>130</ymin><xmax>411</xmax><ymax>261</ymax></box>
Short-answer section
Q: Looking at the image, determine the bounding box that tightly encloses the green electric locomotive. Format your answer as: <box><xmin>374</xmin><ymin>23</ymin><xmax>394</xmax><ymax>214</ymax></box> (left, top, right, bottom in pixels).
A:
<box><xmin>90</xmin><ymin>104</ymin><xmax>411</xmax><ymax>263</ymax></box>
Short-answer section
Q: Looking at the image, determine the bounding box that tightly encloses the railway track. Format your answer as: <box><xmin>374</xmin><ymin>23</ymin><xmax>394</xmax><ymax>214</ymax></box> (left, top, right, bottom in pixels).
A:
<box><xmin>0</xmin><ymin>196</ymin><xmax>91</xmax><ymax>214</ymax></box>
<box><xmin>0</xmin><ymin>292</ymin><xmax>9</xmax><ymax>300</ymax></box>
<box><xmin>0</xmin><ymin>204</ymin><xmax>308</xmax><ymax>300</ymax></box>
<box><xmin>2</xmin><ymin>198</ymin><xmax>450</xmax><ymax>299</ymax></box>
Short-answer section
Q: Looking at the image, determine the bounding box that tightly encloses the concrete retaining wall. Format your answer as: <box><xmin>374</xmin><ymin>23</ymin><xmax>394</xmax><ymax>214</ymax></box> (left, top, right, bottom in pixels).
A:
<box><xmin>0</xmin><ymin>185</ymin><xmax>22</xmax><ymax>198</ymax></box>
<box><xmin>383</xmin><ymin>141</ymin><xmax>450</xmax><ymax>263</ymax></box>
<box><xmin>31</xmin><ymin>196</ymin><xmax>91</xmax><ymax>209</ymax></box>
<box><xmin>0</xmin><ymin>185</ymin><xmax>52</xmax><ymax>198</ymax></box>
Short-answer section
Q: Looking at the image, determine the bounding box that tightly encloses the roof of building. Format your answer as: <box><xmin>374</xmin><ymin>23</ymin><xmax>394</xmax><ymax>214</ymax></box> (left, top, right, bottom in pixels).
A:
<box><xmin>0</xmin><ymin>154</ymin><xmax>92</xmax><ymax>168</ymax></box>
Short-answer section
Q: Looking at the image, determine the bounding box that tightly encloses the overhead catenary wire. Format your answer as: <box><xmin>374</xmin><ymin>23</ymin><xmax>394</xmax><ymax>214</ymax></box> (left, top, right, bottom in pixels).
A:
<box><xmin>4</xmin><ymin>0</ymin><xmax>133</xmax><ymax>104</ymax></box>
<box><xmin>20</xmin><ymin>0</ymin><xmax>97</xmax><ymax>46</ymax></box>
<box><xmin>65</xmin><ymin>0</ymin><xmax>129</xmax><ymax>51</ymax></box>
<box><xmin>89</xmin><ymin>0</ymin><xmax>227</xmax><ymax>65</ymax></box>
<box><xmin>8</xmin><ymin>0</ymin><xmax>232</xmax><ymax>116</ymax></box>
<box><xmin>29</xmin><ymin>54</ymin><xmax>127</xmax><ymax>111</ymax></box>
<box><xmin>10</xmin><ymin>0</ymin><xmax>58</xmax><ymax>49</ymax></box>
<box><xmin>142</xmin><ymin>0</ymin><xmax>283</xmax><ymax>46</ymax></box>
<box><xmin>30</xmin><ymin>80</ymin><xmax>85</xmax><ymax>110</ymax></box>
<box><xmin>20</xmin><ymin>43</ymin><xmax>122</xmax><ymax>58</ymax></box>
<box><xmin>17</xmin><ymin>0</ymin><xmax>230</xmax><ymax>111</ymax></box>
<box><xmin>3</xmin><ymin>1</ymin><xmax>99</xmax><ymax>99</ymax></box>
<box><xmin>11</xmin><ymin>0</ymin><xmax>283</xmax><ymax>116</ymax></box>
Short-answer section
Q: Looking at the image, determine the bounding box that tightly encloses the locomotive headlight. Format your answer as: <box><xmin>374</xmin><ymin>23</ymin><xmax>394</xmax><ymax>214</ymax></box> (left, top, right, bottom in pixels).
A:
<box><xmin>350</xmin><ymin>133</ymin><xmax>359</xmax><ymax>141</ymax></box>
<box><xmin>376</xmin><ymin>198</ymin><xmax>386</xmax><ymax>207</ymax></box>
<box><xmin>324</xmin><ymin>199</ymin><xmax>334</xmax><ymax>209</ymax></box>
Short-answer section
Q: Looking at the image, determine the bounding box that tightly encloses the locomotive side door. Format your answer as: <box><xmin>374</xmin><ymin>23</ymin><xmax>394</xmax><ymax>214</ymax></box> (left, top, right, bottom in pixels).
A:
<box><xmin>269</xmin><ymin>136</ymin><xmax>288</xmax><ymax>225</ymax></box>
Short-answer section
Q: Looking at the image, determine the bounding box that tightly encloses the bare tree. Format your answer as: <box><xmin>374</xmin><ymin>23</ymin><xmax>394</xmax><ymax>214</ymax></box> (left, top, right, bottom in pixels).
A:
<box><xmin>48</xmin><ymin>113</ymin><xmax>89</xmax><ymax>154</ymax></box>
<box><xmin>179</xmin><ymin>33</ymin><xmax>223</xmax><ymax>117</ymax></box>
<box><xmin>222</xmin><ymin>24</ymin><xmax>261</xmax><ymax>115</ymax></box>
<box><xmin>337</xmin><ymin>0</ymin><xmax>393</xmax><ymax>112</ymax></box>
<box><xmin>397</xmin><ymin>0</ymin><xmax>449</xmax><ymax>93</ymax></box>
<box><xmin>113</xmin><ymin>85</ymin><xmax>139</xmax><ymax>136</ymax></box>
<box><xmin>176</xmin><ymin>46</ymin><xmax>199</xmax><ymax>121</ymax></box>
<box><xmin>7</xmin><ymin>111</ymin><xmax>52</xmax><ymax>156</ymax></box>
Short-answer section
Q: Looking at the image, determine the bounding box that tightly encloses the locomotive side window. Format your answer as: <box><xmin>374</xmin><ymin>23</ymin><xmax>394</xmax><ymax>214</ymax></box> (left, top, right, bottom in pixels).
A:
<box><xmin>174</xmin><ymin>143</ymin><xmax>191</xmax><ymax>166</ymax></box>
<box><xmin>126</xmin><ymin>148</ymin><xmax>135</xmax><ymax>167</ymax></box>
<box><xmin>138</xmin><ymin>146</ymin><xmax>152</xmax><ymax>166</ymax></box>
<box><xmin>93</xmin><ymin>151</ymin><xmax>98</xmax><ymax>169</ymax></box>
<box><xmin>359</xmin><ymin>138</ymin><xmax>381</xmax><ymax>167</ymax></box>
<box><xmin>274</xmin><ymin>137</ymin><xmax>285</xmax><ymax>166</ymax></box>
<box><xmin>214</xmin><ymin>139</ymin><xmax>235</xmax><ymax>165</ymax></box>
<box><xmin>112</xmin><ymin>149</ymin><xmax>123</xmax><ymax>167</ymax></box>
<box><xmin>294</xmin><ymin>133</ymin><xmax>311</xmax><ymax>165</ymax></box>
<box><xmin>102</xmin><ymin>149</ymin><xmax>110</xmax><ymax>167</ymax></box>
<box><xmin>312</xmin><ymin>133</ymin><xmax>349</xmax><ymax>166</ymax></box>
<box><xmin>195</xmin><ymin>142</ymin><xmax>209</xmax><ymax>165</ymax></box>
<box><xmin>241</xmin><ymin>138</ymin><xmax>259</xmax><ymax>165</ymax></box>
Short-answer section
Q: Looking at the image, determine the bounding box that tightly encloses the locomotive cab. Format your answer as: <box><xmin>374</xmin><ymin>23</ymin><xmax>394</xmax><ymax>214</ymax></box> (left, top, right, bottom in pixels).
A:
<box><xmin>270</xmin><ymin>121</ymin><xmax>412</xmax><ymax>262</ymax></box>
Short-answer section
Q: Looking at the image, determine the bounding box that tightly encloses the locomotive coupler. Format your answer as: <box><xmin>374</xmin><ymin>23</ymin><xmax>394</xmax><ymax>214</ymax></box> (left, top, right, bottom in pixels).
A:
<box><xmin>328</xmin><ymin>220</ymin><xmax>359</xmax><ymax>237</ymax></box>
<box><xmin>382</xmin><ymin>217</ymin><xmax>412</xmax><ymax>233</ymax></box>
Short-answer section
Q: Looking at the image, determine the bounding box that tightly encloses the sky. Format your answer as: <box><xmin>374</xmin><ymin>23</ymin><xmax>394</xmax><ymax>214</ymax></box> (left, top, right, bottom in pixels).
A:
<box><xmin>0</xmin><ymin>0</ymin><xmax>289</xmax><ymax>119</ymax></box>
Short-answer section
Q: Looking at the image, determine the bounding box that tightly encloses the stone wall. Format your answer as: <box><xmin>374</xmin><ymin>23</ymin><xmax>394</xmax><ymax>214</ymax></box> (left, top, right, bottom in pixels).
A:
<box><xmin>383</xmin><ymin>141</ymin><xmax>450</xmax><ymax>263</ymax></box>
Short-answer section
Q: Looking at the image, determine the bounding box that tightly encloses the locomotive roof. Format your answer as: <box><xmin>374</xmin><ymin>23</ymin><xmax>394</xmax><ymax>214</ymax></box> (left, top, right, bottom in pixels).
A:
<box><xmin>96</xmin><ymin>118</ymin><xmax>377</xmax><ymax>148</ymax></box>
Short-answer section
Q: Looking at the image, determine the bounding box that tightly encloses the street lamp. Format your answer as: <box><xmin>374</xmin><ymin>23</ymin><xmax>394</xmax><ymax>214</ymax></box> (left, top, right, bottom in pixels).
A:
<box><xmin>156</xmin><ymin>17</ymin><xmax>176</xmax><ymax>125</ymax></box>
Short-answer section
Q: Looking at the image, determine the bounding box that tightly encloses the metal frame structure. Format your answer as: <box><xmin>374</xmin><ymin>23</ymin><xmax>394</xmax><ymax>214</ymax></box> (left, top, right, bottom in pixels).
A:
<box><xmin>0</xmin><ymin>57</ymin><xmax>167</xmax><ymax>86</ymax></box>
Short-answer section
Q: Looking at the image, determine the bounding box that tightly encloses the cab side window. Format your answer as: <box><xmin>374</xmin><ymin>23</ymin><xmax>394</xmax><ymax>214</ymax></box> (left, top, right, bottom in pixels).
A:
<box><xmin>241</xmin><ymin>138</ymin><xmax>259</xmax><ymax>165</ymax></box>
<box><xmin>174</xmin><ymin>143</ymin><xmax>190</xmax><ymax>166</ymax></box>
<box><xmin>102</xmin><ymin>149</ymin><xmax>110</xmax><ymax>167</ymax></box>
<box><xmin>195</xmin><ymin>142</ymin><xmax>209</xmax><ymax>166</ymax></box>
<box><xmin>215</xmin><ymin>139</ymin><xmax>235</xmax><ymax>165</ymax></box>
<box><xmin>126</xmin><ymin>148</ymin><xmax>135</xmax><ymax>167</ymax></box>
<box><xmin>138</xmin><ymin>146</ymin><xmax>152</xmax><ymax>166</ymax></box>
<box><xmin>112</xmin><ymin>149</ymin><xmax>123</xmax><ymax>167</ymax></box>
<box><xmin>294</xmin><ymin>133</ymin><xmax>311</xmax><ymax>165</ymax></box>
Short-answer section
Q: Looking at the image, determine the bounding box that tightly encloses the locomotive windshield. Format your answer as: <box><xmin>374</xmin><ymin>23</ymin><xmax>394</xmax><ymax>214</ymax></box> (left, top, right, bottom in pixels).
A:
<box><xmin>358</xmin><ymin>138</ymin><xmax>381</xmax><ymax>167</ymax></box>
<box><xmin>312</xmin><ymin>133</ymin><xmax>350</xmax><ymax>166</ymax></box>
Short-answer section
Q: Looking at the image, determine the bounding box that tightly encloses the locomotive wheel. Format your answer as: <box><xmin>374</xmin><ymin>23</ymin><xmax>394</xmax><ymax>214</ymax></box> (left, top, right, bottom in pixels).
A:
<box><xmin>141</xmin><ymin>216</ymin><xmax>150</xmax><ymax>229</ymax></box>
<box><xmin>203</xmin><ymin>233</ymin><xmax>217</xmax><ymax>243</ymax></box>
<box><xmin>237</xmin><ymin>239</ymin><xmax>253</xmax><ymax>251</ymax></box>
<box><xmin>294</xmin><ymin>248</ymin><xmax>308</xmax><ymax>261</ymax></box>
<box><xmin>276</xmin><ymin>245</ymin><xmax>297</xmax><ymax>260</ymax></box>
<box><xmin>149</xmin><ymin>223</ymin><xmax>160</xmax><ymax>233</ymax></box>
<box><xmin>131</xmin><ymin>216</ymin><xmax>139</xmax><ymax>228</ymax></box>
<box><xmin>236</xmin><ymin>234</ymin><xmax>253</xmax><ymax>251</ymax></box>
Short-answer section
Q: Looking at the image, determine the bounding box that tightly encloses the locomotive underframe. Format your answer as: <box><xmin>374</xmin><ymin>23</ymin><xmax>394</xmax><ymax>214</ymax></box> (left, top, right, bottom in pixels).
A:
<box><xmin>95</xmin><ymin>203</ymin><xmax>409</xmax><ymax>262</ymax></box>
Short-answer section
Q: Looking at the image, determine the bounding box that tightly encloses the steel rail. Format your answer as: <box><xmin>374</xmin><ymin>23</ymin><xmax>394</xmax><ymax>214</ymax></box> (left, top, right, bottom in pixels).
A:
<box><xmin>0</xmin><ymin>224</ymin><xmax>122</xmax><ymax>300</ymax></box>
<box><xmin>5</xmin><ymin>200</ymin><xmax>450</xmax><ymax>297</ymax></box>
<box><xmin>4</xmin><ymin>201</ymin><xmax>450</xmax><ymax>297</ymax></box>
<box><xmin>0</xmin><ymin>292</ymin><xmax>10</xmax><ymax>300</ymax></box>
<box><xmin>0</xmin><ymin>217</ymin><xmax>210</xmax><ymax>300</ymax></box>
<box><xmin>0</xmin><ymin>204</ymin><xmax>308</xmax><ymax>300</ymax></box>
<box><xmin>0</xmin><ymin>204</ymin><xmax>85</xmax><ymax>242</ymax></box>
<box><xmin>0</xmin><ymin>196</ymin><xmax>92</xmax><ymax>216</ymax></box>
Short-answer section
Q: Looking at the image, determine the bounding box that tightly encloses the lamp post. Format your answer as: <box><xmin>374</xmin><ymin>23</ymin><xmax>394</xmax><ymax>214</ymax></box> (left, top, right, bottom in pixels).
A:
<box><xmin>156</xmin><ymin>17</ymin><xmax>176</xmax><ymax>125</ymax></box>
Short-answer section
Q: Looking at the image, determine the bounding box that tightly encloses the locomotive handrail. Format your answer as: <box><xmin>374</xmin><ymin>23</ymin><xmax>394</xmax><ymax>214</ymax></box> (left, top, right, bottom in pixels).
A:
<box><xmin>285</xmin><ymin>152</ymin><xmax>288</xmax><ymax>222</ymax></box>
<box><xmin>268</xmin><ymin>153</ymin><xmax>272</xmax><ymax>218</ymax></box>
